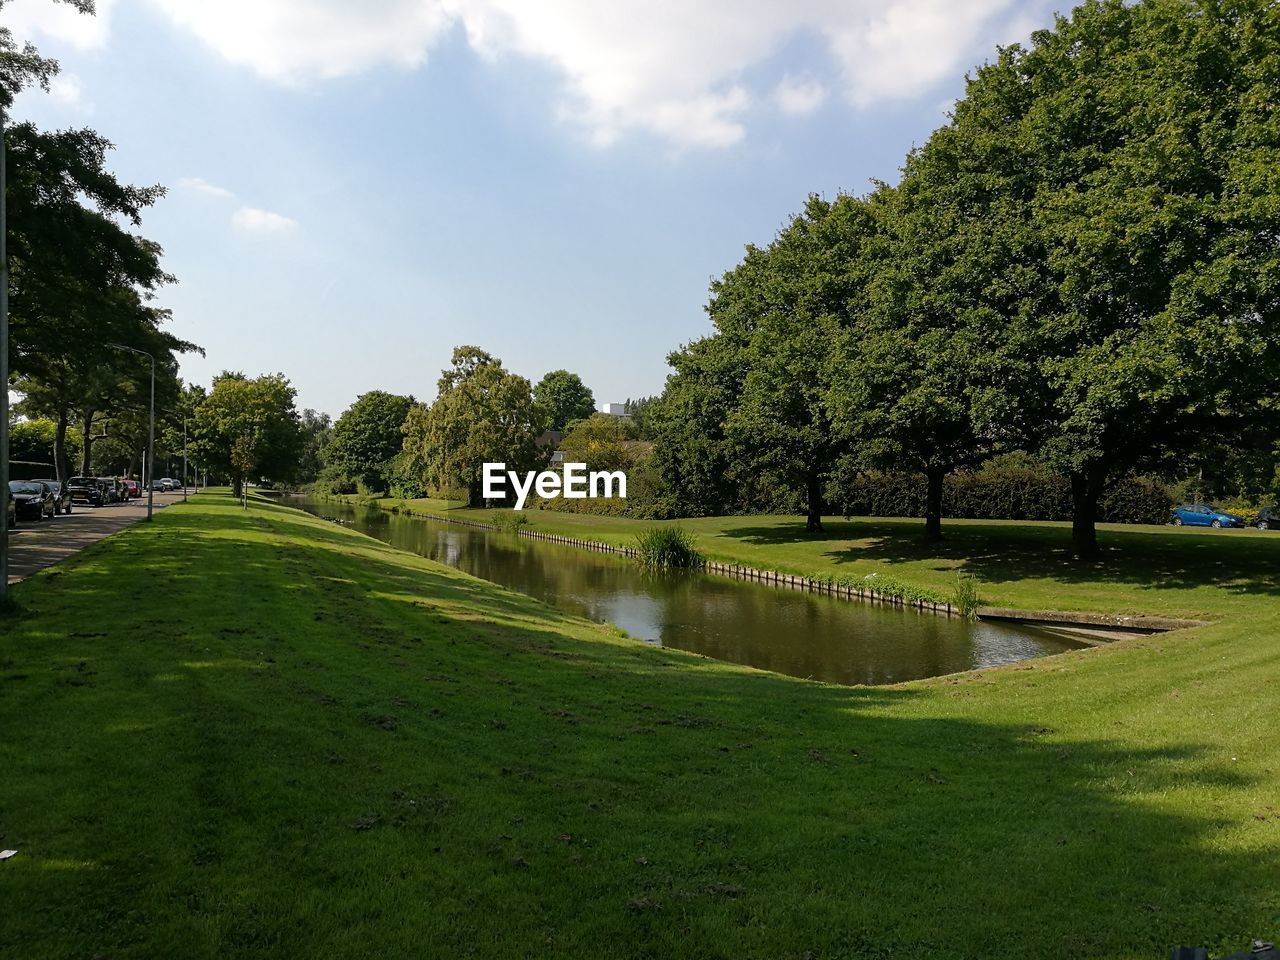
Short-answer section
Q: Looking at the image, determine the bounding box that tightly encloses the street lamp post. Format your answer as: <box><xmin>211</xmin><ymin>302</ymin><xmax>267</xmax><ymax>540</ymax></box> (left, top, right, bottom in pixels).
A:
<box><xmin>182</xmin><ymin>416</ymin><xmax>188</xmax><ymax>503</ymax></box>
<box><xmin>1</xmin><ymin>106</ymin><xmax>11</xmax><ymax>600</ymax></box>
<box><xmin>108</xmin><ymin>343</ymin><xmax>154</xmax><ymax>521</ymax></box>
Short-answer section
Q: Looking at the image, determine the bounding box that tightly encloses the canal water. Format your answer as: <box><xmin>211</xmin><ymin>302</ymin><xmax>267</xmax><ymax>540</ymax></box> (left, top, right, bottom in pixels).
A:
<box><xmin>295</xmin><ymin>499</ymin><xmax>1085</xmax><ymax>685</ymax></box>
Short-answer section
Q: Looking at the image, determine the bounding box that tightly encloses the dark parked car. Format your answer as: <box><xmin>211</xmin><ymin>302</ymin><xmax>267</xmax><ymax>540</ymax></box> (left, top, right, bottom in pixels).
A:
<box><xmin>1171</xmin><ymin>503</ymin><xmax>1245</xmax><ymax>528</ymax></box>
<box><xmin>67</xmin><ymin>476</ymin><xmax>103</xmax><ymax>506</ymax></box>
<box><xmin>1256</xmin><ymin>506</ymin><xmax>1277</xmax><ymax>531</ymax></box>
<box><xmin>34</xmin><ymin>479</ymin><xmax>72</xmax><ymax>515</ymax></box>
<box><xmin>9</xmin><ymin>480</ymin><xmax>57</xmax><ymax>521</ymax></box>
<box><xmin>96</xmin><ymin>478</ymin><xmax>122</xmax><ymax>504</ymax></box>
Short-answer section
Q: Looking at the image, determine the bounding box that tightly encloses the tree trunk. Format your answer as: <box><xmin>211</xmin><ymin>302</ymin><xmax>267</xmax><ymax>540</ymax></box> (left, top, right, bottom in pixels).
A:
<box><xmin>1070</xmin><ymin>466</ymin><xmax>1106</xmax><ymax>560</ymax></box>
<box><xmin>468</xmin><ymin>477</ymin><xmax>484</xmax><ymax>508</ymax></box>
<box><xmin>80</xmin><ymin>410</ymin><xmax>96</xmax><ymax>476</ymax></box>
<box><xmin>232</xmin><ymin>474</ymin><xmax>244</xmax><ymax>499</ymax></box>
<box><xmin>805</xmin><ymin>473</ymin><xmax>824</xmax><ymax>534</ymax></box>
<box><xmin>925</xmin><ymin>467</ymin><xmax>946</xmax><ymax>541</ymax></box>
<box><xmin>53</xmin><ymin>411</ymin><xmax>71</xmax><ymax>484</ymax></box>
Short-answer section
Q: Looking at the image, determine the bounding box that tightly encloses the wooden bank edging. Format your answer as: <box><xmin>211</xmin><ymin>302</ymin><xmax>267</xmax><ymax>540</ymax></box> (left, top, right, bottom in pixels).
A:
<box><xmin>385</xmin><ymin>505</ymin><xmax>961</xmax><ymax>617</ymax></box>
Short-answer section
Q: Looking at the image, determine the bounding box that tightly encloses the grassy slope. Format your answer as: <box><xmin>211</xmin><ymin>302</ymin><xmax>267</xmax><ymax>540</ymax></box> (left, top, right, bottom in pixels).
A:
<box><xmin>2</xmin><ymin>493</ymin><xmax>1278</xmax><ymax>959</ymax></box>
<box><xmin>371</xmin><ymin>495</ymin><xmax>1280</xmax><ymax>619</ymax></box>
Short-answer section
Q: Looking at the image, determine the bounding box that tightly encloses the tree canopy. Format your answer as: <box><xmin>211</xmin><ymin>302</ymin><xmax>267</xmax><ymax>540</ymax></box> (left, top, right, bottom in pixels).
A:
<box><xmin>325</xmin><ymin>391</ymin><xmax>415</xmax><ymax>492</ymax></box>
<box><xmin>534</xmin><ymin>369</ymin><xmax>595</xmax><ymax>432</ymax></box>
<box><xmin>401</xmin><ymin>347</ymin><xmax>545</xmax><ymax>506</ymax></box>
<box><xmin>191</xmin><ymin>373</ymin><xmax>303</xmax><ymax>496</ymax></box>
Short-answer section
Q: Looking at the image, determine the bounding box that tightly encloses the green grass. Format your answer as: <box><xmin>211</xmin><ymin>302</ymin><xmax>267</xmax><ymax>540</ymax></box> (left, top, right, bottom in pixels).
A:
<box><xmin>2</xmin><ymin>492</ymin><xmax>1279</xmax><ymax>958</ymax></box>
<box><xmin>367</xmin><ymin>495</ymin><xmax>1280</xmax><ymax>619</ymax></box>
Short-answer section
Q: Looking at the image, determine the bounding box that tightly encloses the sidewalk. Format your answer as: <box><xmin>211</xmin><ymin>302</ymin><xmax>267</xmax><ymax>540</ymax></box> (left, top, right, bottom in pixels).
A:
<box><xmin>5</xmin><ymin>491</ymin><xmax>190</xmax><ymax>584</ymax></box>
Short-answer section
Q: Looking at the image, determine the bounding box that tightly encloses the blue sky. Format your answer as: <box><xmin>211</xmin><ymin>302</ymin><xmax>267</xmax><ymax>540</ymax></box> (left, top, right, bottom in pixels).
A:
<box><xmin>8</xmin><ymin>0</ymin><xmax>1058</xmax><ymax>419</ymax></box>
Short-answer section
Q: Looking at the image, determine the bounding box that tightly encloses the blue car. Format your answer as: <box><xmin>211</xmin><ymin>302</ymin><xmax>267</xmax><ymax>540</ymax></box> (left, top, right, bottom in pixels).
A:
<box><xmin>1171</xmin><ymin>503</ymin><xmax>1244</xmax><ymax>528</ymax></box>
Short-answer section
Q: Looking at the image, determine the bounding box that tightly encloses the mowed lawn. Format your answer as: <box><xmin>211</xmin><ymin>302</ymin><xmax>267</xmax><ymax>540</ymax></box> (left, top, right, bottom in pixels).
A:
<box><xmin>2</xmin><ymin>493</ymin><xmax>1279</xmax><ymax>958</ymax></box>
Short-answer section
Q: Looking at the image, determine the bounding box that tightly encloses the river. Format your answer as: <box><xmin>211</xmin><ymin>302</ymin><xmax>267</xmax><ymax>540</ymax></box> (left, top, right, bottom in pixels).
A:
<box><xmin>295</xmin><ymin>498</ymin><xmax>1085</xmax><ymax>685</ymax></box>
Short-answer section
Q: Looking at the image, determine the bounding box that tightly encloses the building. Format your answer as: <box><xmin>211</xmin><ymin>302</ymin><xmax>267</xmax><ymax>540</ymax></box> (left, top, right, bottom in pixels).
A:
<box><xmin>600</xmin><ymin>403</ymin><xmax>629</xmax><ymax>417</ymax></box>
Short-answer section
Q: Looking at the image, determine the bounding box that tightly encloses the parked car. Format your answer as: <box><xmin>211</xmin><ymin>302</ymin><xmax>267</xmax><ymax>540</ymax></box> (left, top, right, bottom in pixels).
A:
<box><xmin>67</xmin><ymin>476</ymin><xmax>103</xmax><ymax>507</ymax></box>
<box><xmin>9</xmin><ymin>480</ymin><xmax>57</xmax><ymax>521</ymax></box>
<box><xmin>1256</xmin><ymin>506</ymin><xmax>1276</xmax><ymax>531</ymax></box>
<box><xmin>159</xmin><ymin>477</ymin><xmax>178</xmax><ymax>491</ymax></box>
<box><xmin>34</xmin><ymin>479</ymin><xmax>72</xmax><ymax>515</ymax></box>
<box><xmin>122</xmin><ymin>479</ymin><xmax>141</xmax><ymax>499</ymax></box>
<box><xmin>150</xmin><ymin>479</ymin><xmax>167</xmax><ymax>491</ymax></box>
<box><xmin>1171</xmin><ymin>503</ymin><xmax>1245</xmax><ymax>528</ymax></box>
<box><xmin>96</xmin><ymin>478</ymin><xmax>122</xmax><ymax>504</ymax></box>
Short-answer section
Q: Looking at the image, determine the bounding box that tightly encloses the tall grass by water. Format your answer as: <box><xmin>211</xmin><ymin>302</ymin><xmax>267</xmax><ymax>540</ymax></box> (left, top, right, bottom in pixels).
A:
<box><xmin>634</xmin><ymin>526</ymin><xmax>705</xmax><ymax>570</ymax></box>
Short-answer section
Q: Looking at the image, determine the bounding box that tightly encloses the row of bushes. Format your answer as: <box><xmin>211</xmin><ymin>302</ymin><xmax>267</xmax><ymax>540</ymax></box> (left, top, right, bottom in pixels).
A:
<box><xmin>837</xmin><ymin>460</ymin><xmax>1175</xmax><ymax>525</ymax></box>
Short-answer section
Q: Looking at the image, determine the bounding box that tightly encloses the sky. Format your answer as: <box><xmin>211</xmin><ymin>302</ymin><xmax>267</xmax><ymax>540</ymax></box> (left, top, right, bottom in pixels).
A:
<box><xmin>7</xmin><ymin>0</ymin><xmax>1060</xmax><ymax>419</ymax></box>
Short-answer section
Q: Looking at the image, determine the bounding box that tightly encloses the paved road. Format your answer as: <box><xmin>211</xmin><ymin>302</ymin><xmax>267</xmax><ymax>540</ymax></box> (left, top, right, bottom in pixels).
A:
<box><xmin>5</xmin><ymin>491</ymin><xmax>192</xmax><ymax>584</ymax></box>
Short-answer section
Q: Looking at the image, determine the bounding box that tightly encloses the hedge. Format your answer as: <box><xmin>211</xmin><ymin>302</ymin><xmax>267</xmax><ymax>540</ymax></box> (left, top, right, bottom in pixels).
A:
<box><xmin>837</xmin><ymin>462</ymin><xmax>1173</xmax><ymax>526</ymax></box>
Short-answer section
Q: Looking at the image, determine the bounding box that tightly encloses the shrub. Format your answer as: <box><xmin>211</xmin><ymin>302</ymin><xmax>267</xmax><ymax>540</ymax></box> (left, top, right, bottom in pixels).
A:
<box><xmin>493</xmin><ymin>512</ymin><xmax>530</xmax><ymax>533</ymax></box>
<box><xmin>953</xmin><ymin>574</ymin><xmax>980</xmax><ymax>620</ymax></box>
<box><xmin>835</xmin><ymin>456</ymin><xmax>1172</xmax><ymax>525</ymax></box>
<box><xmin>634</xmin><ymin>526</ymin><xmax>705</xmax><ymax>571</ymax></box>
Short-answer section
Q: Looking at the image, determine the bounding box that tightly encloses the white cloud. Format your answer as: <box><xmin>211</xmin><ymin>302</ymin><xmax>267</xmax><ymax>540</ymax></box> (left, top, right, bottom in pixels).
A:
<box><xmin>1</xmin><ymin>0</ymin><xmax>115</xmax><ymax>49</ymax></box>
<box><xmin>177</xmin><ymin>177</ymin><xmax>236</xmax><ymax>200</ymax></box>
<box><xmin>47</xmin><ymin>71</ymin><xmax>86</xmax><ymax>107</ymax></box>
<box><xmin>146</xmin><ymin>0</ymin><xmax>453</xmax><ymax>85</ymax></box>
<box><xmin>773</xmin><ymin>75</ymin><xmax>827</xmax><ymax>116</ymax></box>
<box><xmin>232</xmin><ymin>207</ymin><xmax>299</xmax><ymax>233</ymax></box>
<box><xmin>130</xmin><ymin>0</ymin><xmax>1024</xmax><ymax>149</ymax></box>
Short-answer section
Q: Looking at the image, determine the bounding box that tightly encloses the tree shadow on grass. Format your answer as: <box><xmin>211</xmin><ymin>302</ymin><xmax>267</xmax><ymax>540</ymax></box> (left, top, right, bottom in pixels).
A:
<box><xmin>3</xmin><ymin>495</ymin><xmax>1276</xmax><ymax>958</ymax></box>
<box><xmin>724</xmin><ymin>517</ymin><xmax>1280</xmax><ymax>600</ymax></box>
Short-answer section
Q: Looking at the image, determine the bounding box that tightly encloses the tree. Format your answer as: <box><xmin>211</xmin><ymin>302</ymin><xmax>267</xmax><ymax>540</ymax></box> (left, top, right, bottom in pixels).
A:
<box><xmin>665</xmin><ymin>195</ymin><xmax>867</xmax><ymax>531</ymax></box>
<box><xmin>827</xmin><ymin>180</ymin><xmax>1025</xmax><ymax>541</ymax></box>
<box><xmin>296</xmin><ymin>409</ymin><xmax>333</xmax><ymax>484</ymax></box>
<box><xmin>9</xmin><ymin>418</ymin><xmax>57</xmax><ymax>464</ymax></box>
<box><xmin>401</xmin><ymin>347</ymin><xmax>545</xmax><ymax>506</ymax></box>
<box><xmin>890</xmin><ymin>0</ymin><xmax>1280</xmax><ymax>556</ymax></box>
<box><xmin>622</xmin><ymin>396</ymin><xmax>659</xmax><ymax>440</ymax></box>
<box><xmin>1</xmin><ymin>0</ymin><xmax>94</xmax><ymax>110</ymax></box>
<box><xmin>558</xmin><ymin>413</ymin><xmax>634</xmax><ymax>474</ymax></box>
<box><xmin>649</xmin><ymin>335</ymin><xmax>744</xmax><ymax>518</ymax></box>
<box><xmin>192</xmin><ymin>373</ymin><xmax>303</xmax><ymax>496</ymax></box>
<box><xmin>4</xmin><ymin>117</ymin><xmax>195</xmax><ymax>481</ymax></box>
<box><xmin>534</xmin><ymin>370</ymin><xmax>595</xmax><ymax>432</ymax></box>
<box><xmin>324</xmin><ymin>391</ymin><xmax>414</xmax><ymax>492</ymax></box>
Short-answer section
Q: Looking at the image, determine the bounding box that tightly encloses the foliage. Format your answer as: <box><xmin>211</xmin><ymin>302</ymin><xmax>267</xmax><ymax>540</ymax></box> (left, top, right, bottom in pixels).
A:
<box><xmin>622</xmin><ymin>396</ymin><xmax>659</xmax><ymax>440</ymax></box>
<box><xmin>191</xmin><ymin>372</ymin><xmax>304</xmax><ymax>495</ymax></box>
<box><xmin>401</xmin><ymin>348</ymin><xmax>546</xmax><ymax>507</ymax></box>
<box><xmin>634</xmin><ymin>525</ymin><xmax>705</xmax><ymax>570</ymax></box>
<box><xmin>8</xmin><ymin>418</ymin><xmax>81</xmax><ymax>464</ymax></box>
<box><xmin>295</xmin><ymin>408</ymin><xmax>333</xmax><ymax>484</ymax></box>
<box><xmin>492</xmin><ymin>511</ymin><xmax>530</xmax><ymax>533</ymax></box>
<box><xmin>556</xmin><ymin>413</ymin><xmax>634</xmax><ymax>474</ymax></box>
<box><xmin>897</xmin><ymin>0</ymin><xmax>1280</xmax><ymax>556</ymax></box>
<box><xmin>3</xmin><ymin>8</ymin><xmax>199</xmax><ymax>482</ymax></box>
<box><xmin>953</xmin><ymin>573</ymin><xmax>980</xmax><ymax>620</ymax></box>
<box><xmin>533</xmin><ymin>369</ymin><xmax>595</xmax><ymax>432</ymax></box>
<box><xmin>324</xmin><ymin>391</ymin><xmax>414</xmax><ymax>492</ymax></box>
<box><xmin>837</xmin><ymin>457</ymin><xmax>1172</xmax><ymax>527</ymax></box>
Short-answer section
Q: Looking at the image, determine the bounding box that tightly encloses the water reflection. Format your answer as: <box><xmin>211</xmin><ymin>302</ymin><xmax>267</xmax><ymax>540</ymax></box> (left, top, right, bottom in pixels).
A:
<box><xmin>296</xmin><ymin>499</ymin><xmax>1085</xmax><ymax>685</ymax></box>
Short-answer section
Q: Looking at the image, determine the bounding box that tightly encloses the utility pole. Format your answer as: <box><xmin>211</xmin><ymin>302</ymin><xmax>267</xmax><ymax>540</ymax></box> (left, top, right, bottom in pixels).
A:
<box><xmin>1</xmin><ymin>106</ymin><xmax>11</xmax><ymax>600</ymax></box>
<box><xmin>108</xmin><ymin>343</ymin><xmax>155</xmax><ymax>521</ymax></box>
